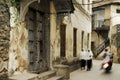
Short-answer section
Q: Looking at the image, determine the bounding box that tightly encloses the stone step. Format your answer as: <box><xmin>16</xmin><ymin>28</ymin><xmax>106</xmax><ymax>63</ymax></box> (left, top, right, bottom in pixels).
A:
<box><xmin>46</xmin><ymin>76</ymin><xmax>63</xmax><ymax>80</ymax></box>
<box><xmin>9</xmin><ymin>71</ymin><xmax>38</xmax><ymax>80</ymax></box>
<box><xmin>38</xmin><ymin>70</ymin><xmax>56</xmax><ymax>80</ymax></box>
<box><xmin>9</xmin><ymin>70</ymin><xmax>56</xmax><ymax>80</ymax></box>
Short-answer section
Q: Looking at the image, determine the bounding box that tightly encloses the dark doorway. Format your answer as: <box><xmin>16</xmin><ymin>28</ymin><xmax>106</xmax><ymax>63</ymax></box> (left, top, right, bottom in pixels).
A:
<box><xmin>60</xmin><ymin>25</ymin><xmax>66</xmax><ymax>57</ymax></box>
<box><xmin>26</xmin><ymin>8</ymin><xmax>48</xmax><ymax>73</ymax></box>
<box><xmin>81</xmin><ymin>31</ymin><xmax>84</xmax><ymax>49</ymax></box>
<box><xmin>73</xmin><ymin>28</ymin><xmax>77</xmax><ymax>57</ymax></box>
<box><xmin>87</xmin><ymin>33</ymin><xmax>90</xmax><ymax>48</ymax></box>
<box><xmin>91</xmin><ymin>41</ymin><xmax>95</xmax><ymax>56</ymax></box>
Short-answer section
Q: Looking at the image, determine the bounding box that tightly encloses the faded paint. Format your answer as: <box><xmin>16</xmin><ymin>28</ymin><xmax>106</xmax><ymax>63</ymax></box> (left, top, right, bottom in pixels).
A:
<box><xmin>50</xmin><ymin>1</ymin><xmax>60</xmax><ymax>68</ymax></box>
<box><xmin>9</xmin><ymin>6</ymin><xmax>28</xmax><ymax>75</ymax></box>
<box><xmin>91</xmin><ymin>31</ymin><xmax>104</xmax><ymax>48</ymax></box>
<box><xmin>10</xmin><ymin>7</ymin><xmax>18</xmax><ymax>27</ymax></box>
<box><xmin>8</xmin><ymin>0</ymin><xmax>92</xmax><ymax>76</ymax></box>
<box><xmin>109</xmin><ymin>5</ymin><xmax>120</xmax><ymax>61</ymax></box>
<box><xmin>50</xmin><ymin>0</ymin><xmax>92</xmax><ymax>65</ymax></box>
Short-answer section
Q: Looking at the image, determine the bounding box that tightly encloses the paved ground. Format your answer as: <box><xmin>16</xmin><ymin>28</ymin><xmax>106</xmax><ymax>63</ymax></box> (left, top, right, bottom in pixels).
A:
<box><xmin>70</xmin><ymin>60</ymin><xmax>120</xmax><ymax>80</ymax></box>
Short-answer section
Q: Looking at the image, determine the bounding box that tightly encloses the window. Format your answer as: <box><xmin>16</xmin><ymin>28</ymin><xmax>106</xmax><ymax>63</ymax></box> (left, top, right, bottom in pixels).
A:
<box><xmin>88</xmin><ymin>0</ymin><xmax>90</xmax><ymax>10</ymax></box>
<box><xmin>116</xmin><ymin>9</ymin><xmax>120</xmax><ymax>13</ymax></box>
<box><xmin>92</xmin><ymin>14</ymin><xmax>96</xmax><ymax>29</ymax></box>
<box><xmin>60</xmin><ymin>25</ymin><xmax>66</xmax><ymax>57</ymax></box>
<box><xmin>81</xmin><ymin>31</ymin><xmax>84</xmax><ymax>49</ymax></box>
<box><xmin>73</xmin><ymin>28</ymin><xmax>77</xmax><ymax>57</ymax></box>
<box><xmin>82</xmin><ymin>0</ymin><xmax>84</xmax><ymax>7</ymax></box>
<box><xmin>87</xmin><ymin>33</ymin><xmax>90</xmax><ymax>48</ymax></box>
<box><xmin>82</xmin><ymin>0</ymin><xmax>84</xmax><ymax>4</ymax></box>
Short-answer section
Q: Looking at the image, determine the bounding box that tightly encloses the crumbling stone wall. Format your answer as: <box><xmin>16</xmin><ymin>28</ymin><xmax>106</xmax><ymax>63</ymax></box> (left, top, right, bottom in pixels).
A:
<box><xmin>0</xmin><ymin>0</ymin><xmax>10</xmax><ymax>79</ymax></box>
<box><xmin>9</xmin><ymin>6</ymin><xmax>28</xmax><ymax>75</ymax></box>
<box><xmin>111</xmin><ymin>25</ymin><xmax>120</xmax><ymax>62</ymax></box>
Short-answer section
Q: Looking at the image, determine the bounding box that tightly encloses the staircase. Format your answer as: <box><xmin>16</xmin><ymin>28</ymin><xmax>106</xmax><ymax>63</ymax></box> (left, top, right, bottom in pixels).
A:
<box><xmin>94</xmin><ymin>38</ymin><xmax>110</xmax><ymax>58</ymax></box>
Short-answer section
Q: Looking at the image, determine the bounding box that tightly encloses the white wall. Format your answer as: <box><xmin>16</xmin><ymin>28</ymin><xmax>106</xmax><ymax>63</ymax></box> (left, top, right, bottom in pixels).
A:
<box><xmin>94</xmin><ymin>10</ymin><xmax>105</xmax><ymax>20</ymax></box>
<box><xmin>76</xmin><ymin>0</ymin><xmax>92</xmax><ymax>14</ymax></box>
<box><xmin>50</xmin><ymin>0</ymin><xmax>92</xmax><ymax>63</ymax></box>
<box><xmin>111</xmin><ymin>5</ymin><xmax>120</xmax><ymax>27</ymax></box>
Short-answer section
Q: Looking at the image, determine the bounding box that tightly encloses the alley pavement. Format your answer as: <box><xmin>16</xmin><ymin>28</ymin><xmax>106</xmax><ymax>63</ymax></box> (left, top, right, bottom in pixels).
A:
<box><xmin>70</xmin><ymin>60</ymin><xmax>120</xmax><ymax>80</ymax></box>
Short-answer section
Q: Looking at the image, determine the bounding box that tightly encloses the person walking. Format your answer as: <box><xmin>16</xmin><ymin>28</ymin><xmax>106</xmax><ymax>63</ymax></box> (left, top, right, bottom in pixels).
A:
<box><xmin>86</xmin><ymin>49</ymin><xmax>93</xmax><ymax>71</ymax></box>
<box><xmin>80</xmin><ymin>48</ymin><xmax>86</xmax><ymax>70</ymax></box>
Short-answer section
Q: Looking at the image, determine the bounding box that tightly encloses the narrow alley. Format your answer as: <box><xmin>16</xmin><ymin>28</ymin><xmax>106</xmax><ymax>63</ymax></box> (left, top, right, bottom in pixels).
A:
<box><xmin>1</xmin><ymin>0</ymin><xmax>120</xmax><ymax>80</ymax></box>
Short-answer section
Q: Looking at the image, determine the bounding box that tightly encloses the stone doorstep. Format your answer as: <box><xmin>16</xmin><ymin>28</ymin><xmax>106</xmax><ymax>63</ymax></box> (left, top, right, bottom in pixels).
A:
<box><xmin>47</xmin><ymin>76</ymin><xmax>64</xmax><ymax>80</ymax></box>
<box><xmin>38</xmin><ymin>70</ymin><xmax>56</xmax><ymax>80</ymax></box>
<box><xmin>9</xmin><ymin>72</ymin><xmax>38</xmax><ymax>80</ymax></box>
<box><xmin>9</xmin><ymin>70</ymin><xmax>56</xmax><ymax>80</ymax></box>
<box><xmin>46</xmin><ymin>76</ymin><xmax>64</xmax><ymax>80</ymax></box>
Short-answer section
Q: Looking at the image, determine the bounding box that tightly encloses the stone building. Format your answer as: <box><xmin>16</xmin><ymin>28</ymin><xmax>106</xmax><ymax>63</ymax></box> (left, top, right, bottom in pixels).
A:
<box><xmin>92</xmin><ymin>0</ymin><xmax>120</xmax><ymax>62</ymax></box>
<box><xmin>0</xmin><ymin>0</ymin><xmax>10</xmax><ymax>79</ymax></box>
<box><xmin>0</xmin><ymin>0</ymin><xmax>92</xmax><ymax>79</ymax></box>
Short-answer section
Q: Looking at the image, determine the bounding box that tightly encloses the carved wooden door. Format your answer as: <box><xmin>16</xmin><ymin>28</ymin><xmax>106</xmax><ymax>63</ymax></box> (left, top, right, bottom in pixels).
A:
<box><xmin>26</xmin><ymin>8</ymin><xmax>48</xmax><ymax>73</ymax></box>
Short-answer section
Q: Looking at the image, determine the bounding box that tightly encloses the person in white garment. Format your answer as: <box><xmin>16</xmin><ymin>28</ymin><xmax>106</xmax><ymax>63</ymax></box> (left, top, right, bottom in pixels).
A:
<box><xmin>86</xmin><ymin>49</ymin><xmax>93</xmax><ymax>71</ymax></box>
<box><xmin>80</xmin><ymin>48</ymin><xmax>86</xmax><ymax>70</ymax></box>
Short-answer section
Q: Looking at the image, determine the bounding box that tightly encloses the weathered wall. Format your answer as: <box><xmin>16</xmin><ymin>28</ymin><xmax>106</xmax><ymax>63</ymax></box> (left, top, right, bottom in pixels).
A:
<box><xmin>9</xmin><ymin>0</ymin><xmax>50</xmax><ymax>75</ymax></box>
<box><xmin>66</xmin><ymin>7</ymin><xmax>92</xmax><ymax>62</ymax></box>
<box><xmin>50</xmin><ymin>1</ymin><xmax>64</xmax><ymax>69</ymax></box>
<box><xmin>76</xmin><ymin>0</ymin><xmax>92</xmax><ymax>14</ymax></box>
<box><xmin>104</xmin><ymin>6</ymin><xmax>111</xmax><ymax>27</ymax></box>
<box><xmin>109</xmin><ymin>5</ymin><xmax>120</xmax><ymax>62</ymax></box>
<box><xmin>91</xmin><ymin>31</ymin><xmax>105</xmax><ymax>55</ymax></box>
<box><xmin>8</xmin><ymin>0</ymin><xmax>92</xmax><ymax>75</ymax></box>
<box><xmin>50</xmin><ymin>0</ymin><xmax>92</xmax><ymax>67</ymax></box>
<box><xmin>110</xmin><ymin>5</ymin><xmax>120</xmax><ymax>27</ymax></box>
<box><xmin>110</xmin><ymin>25</ymin><xmax>118</xmax><ymax>62</ymax></box>
<box><xmin>0</xmin><ymin>0</ymin><xmax>10</xmax><ymax>79</ymax></box>
<box><xmin>91</xmin><ymin>32</ymin><xmax>105</xmax><ymax>48</ymax></box>
<box><xmin>91</xmin><ymin>31</ymin><xmax>99</xmax><ymax>48</ymax></box>
<box><xmin>9</xmin><ymin>6</ymin><xmax>28</xmax><ymax>75</ymax></box>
